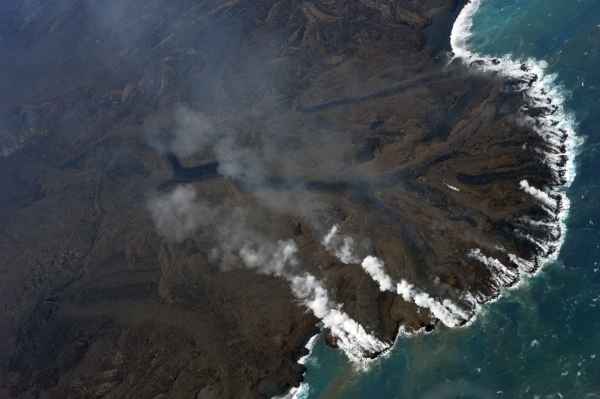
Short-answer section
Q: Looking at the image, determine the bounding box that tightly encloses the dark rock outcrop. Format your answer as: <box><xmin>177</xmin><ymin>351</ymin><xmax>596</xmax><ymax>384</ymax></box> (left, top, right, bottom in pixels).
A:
<box><xmin>0</xmin><ymin>0</ymin><xmax>559</xmax><ymax>398</ymax></box>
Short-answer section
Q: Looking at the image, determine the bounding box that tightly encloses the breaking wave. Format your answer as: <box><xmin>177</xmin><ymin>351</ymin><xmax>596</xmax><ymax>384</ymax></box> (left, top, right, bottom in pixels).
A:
<box><xmin>276</xmin><ymin>0</ymin><xmax>582</xmax><ymax>396</ymax></box>
<box><xmin>451</xmin><ymin>0</ymin><xmax>581</xmax><ymax>314</ymax></box>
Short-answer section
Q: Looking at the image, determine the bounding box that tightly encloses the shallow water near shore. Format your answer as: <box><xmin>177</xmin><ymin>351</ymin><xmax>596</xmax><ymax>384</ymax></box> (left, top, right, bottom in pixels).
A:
<box><xmin>302</xmin><ymin>1</ymin><xmax>600</xmax><ymax>398</ymax></box>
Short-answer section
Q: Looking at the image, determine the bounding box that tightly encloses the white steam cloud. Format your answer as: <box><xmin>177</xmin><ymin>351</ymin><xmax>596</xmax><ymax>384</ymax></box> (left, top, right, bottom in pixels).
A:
<box><xmin>145</xmin><ymin>104</ymin><xmax>218</xmax><ymax>158</ymax></box>
<box><xmin>170</xmin><ymin>106</ymin><xmax>217</xmax><ymax>158</ymax></box>
<box><xmin>520</xmin><ymin>179</ymin><xmax>558</xmax><ymax>210</ymax></box>
<box><xmin>397</xmin><ymin>279</ymin><xmax>468</xmax><ymax>328</ymax></box>
<box><xmin>147</xmin><ymin>185</ymin><xmax>214</xmax><ymax>243</ymax></box>
<box><xmin>321</xmin><ymin>225</ymin><xmax>472</xmax><ymax>328</ymax></box>
<box><xmin>321</xmin><ymin>225</ymin><xmax>361</xmax><ymax>264</ymax></box>
<box><xmin>289</xmin><ymin>273</ymin><xmax>389</xmax><ymax>362</ymax></box>
<box><xmin>360</xmin><ymin>256</ymin><xmax>394</xmax><ymax>292</ymax></box>
<box><xmin>239</xmin><ymin>239</ymin><xmax>300</xmax><ymax>278</ymax></box>
<box><xmin>238</xmin><ymin>240</ymin><xmax>390</xmax><ymax>363</ymax></box>
<box><xmin>148</xmin><ymin>194</ymin><xmax>388</xmax><ymax>363</ymax></box>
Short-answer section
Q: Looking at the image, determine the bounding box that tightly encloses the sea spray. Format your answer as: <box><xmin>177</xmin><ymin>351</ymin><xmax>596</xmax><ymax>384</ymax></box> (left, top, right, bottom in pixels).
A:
<box><xmin>276</xmin><ymin>1</ymin><xmax>583</xmax><ymax>396</ymax></box>
<box><xmin>289</xmin><ymin>273</ymin><xmax>389</xmax><ymax>363</ymax></box>
<box><xmin>451</xmin><ymin>0</ymin><xmax>581</xmax><ymax>312</ymax></box>
<box><xmin>273</xmin><ymin>335</ymin><xmax>319</xmax><ymax>399</ymax></box>
<box><xmin>312</xmin><ymin>0</ymin><xmax>583</xmax><ymax>351</ymax></box>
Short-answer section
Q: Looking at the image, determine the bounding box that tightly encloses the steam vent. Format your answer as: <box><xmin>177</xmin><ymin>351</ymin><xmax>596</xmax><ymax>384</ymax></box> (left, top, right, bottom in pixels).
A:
<box><xmin>0</xmin><ymin>1</ymin><xmax>573</xmax><ymax>398</ymax></box>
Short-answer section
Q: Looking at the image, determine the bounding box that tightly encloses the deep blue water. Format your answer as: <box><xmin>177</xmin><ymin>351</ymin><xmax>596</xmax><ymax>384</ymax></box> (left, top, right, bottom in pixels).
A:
<box><xmin>302</xmin><ymin>1</ymin><xmax>600</xmax><ymax>398</ymax></box>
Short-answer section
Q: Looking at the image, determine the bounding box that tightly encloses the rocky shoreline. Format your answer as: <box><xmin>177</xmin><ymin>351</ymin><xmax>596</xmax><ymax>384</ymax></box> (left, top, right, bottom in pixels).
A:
<box><xmin>0</xmin><ymin>1</ymin><xmax>574</xmax><ymax>398</ymax></box>
<box><xmin>450</xmin><ymin>0</ymin><xmax>579</xmax><ymax>298</ymax></box>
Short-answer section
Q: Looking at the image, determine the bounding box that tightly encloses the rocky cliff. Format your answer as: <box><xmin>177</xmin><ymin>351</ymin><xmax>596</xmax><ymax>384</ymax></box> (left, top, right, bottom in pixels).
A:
<box><xmin>0</xmin><ymin>0</ymin><xmax>561</xmax><ymax>398</ymax></box>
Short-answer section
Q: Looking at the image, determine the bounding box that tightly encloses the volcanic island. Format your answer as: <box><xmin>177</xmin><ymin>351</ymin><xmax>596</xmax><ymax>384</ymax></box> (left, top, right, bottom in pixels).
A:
<box><xmin>0</xmin><ymin>0</ymin><xmax>570</xmax><ymax>398</ymax></box>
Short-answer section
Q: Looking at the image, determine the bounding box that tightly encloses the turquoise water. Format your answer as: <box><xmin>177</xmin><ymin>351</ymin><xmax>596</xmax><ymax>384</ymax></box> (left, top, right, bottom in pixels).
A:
<box><xmin>303</xmin><ymin>1</ymin><xmax>600</xmax><ymax>398</ymax></box>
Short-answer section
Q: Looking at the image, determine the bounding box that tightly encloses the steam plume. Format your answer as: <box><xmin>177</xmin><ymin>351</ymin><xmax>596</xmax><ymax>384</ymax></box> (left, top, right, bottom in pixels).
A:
<box><xmin>360</xmin><ymin>256</ymin><xmax>394</xmax><ymax>292</ymax></box>
<box><xmin>321</xmin><ymin>225</ymin><xmax>472</xmax><ymax>328</ymax></box>
<box><xmin>147</xmin><ymin>185</ymin><xmax>214</xmax><ymax>243</ymax></box>
<box><xmin>238</xmin><ymin>240</ymin><xmax>390</xmax><ymax>362</ymax></box>
<box><xmin>148</xmin><ymin>191</ymin><xmax>388</xmax><ymax>362</ymax></box>
<box><xmin>322</xmin><ymin>225</ymin><xmax>361</xmax><ymax>264</ymax></box>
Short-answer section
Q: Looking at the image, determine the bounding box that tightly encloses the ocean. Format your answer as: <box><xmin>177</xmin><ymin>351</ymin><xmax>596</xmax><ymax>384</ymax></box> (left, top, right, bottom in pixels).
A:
<box><xmin>298</xmin><ymin>1</ymin><xmax>600</xmax><ymax>398</ymax></box>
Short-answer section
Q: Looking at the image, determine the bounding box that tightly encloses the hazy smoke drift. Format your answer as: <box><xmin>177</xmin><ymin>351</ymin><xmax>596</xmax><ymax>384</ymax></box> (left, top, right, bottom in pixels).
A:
<box><xmin>322</xmin><ymin>225</ymin><xmax>361</xmax><ymax>264</ymax></box>
<box><xmin>170</xmin><ymin>106</ymin><xmax>216</xmax><ymax>158</ymax></box>
<box><xmin>146</xmin><ymin>105</ymin><xmax>218</xmax><ymax>158</ymax></box>
<box><xmin>322</xmin><ymin>225</ymin><xmax>471</xmax><ymax>328</ymax></box>
<box><xmin>148</xmin><ymin>188</ymin><xmax>388</xmax><ymax>362</ymax></box>
<box><xmin>148</xmin><ymin>185</ymin><xmax>215</xmax><ymax>243</ymax></box>
<box><xmin>239</xmin><ymin>239</ymin><xmax>300</xmax><ymax>277</ymax></box>
<box><xmin>145</xmin><ymin>103</ymin><xmax>284</xmax><ymax>189</ymax></box>
<box><xmin>238</xmin><ymin>240</ymin><xmax>389</xmax><ymax>362</ymax></box>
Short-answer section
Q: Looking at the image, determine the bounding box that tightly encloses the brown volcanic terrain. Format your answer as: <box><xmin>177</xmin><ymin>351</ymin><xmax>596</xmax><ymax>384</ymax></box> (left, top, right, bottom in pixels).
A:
<box><xmin>0</xmin><ymin>0</ymin><xmax>561</xmax><ymax>398</ymax></box>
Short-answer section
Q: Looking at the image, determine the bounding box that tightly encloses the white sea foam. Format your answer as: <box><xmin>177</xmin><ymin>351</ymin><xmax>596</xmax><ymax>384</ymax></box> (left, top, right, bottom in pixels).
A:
<box><xmin>313</xmin><ymin>0</ymin><xmax>582</xmax><ymax>362</ymax></box>
<box><xmin>367</xmin><ymin>0</ymin><xmax>583</xmax><ymax>336</ymax></box>
<box><xmin>450</xmin><ymin>0</ymin><xmax>482</xmax><ymax>60</ymax></box>
<box><xmin>275</xmin><ymin>383</ymin><xmax>309</xmax><ymax>399</ymax></box>
<box><xmin>290</xmin><ymin>273</ymin><xmax>389</xmax><ymax>364</ymax></box>
<box><xmin>508</xmin><ymin>253</ymin><xmax>537</xmax><ymax>275</ymax></box>
<box><xmin>268</xmin><ymin>250</ymin><xmax>391</xmax><ymax>399</ymax></box>
<box><xmin>451</xmin><ymin>0</ymin><xmax>581</xmax><ymax>307</ymax></box>
<box><xmin>273</xmin><ymin>335</ymin><xmax>320</xmax><ymax>399</ymax></box>
<box><xmin>280</xmin><ymin>3</ymin><xmax>583</xmax><ymax>395</ymax></box>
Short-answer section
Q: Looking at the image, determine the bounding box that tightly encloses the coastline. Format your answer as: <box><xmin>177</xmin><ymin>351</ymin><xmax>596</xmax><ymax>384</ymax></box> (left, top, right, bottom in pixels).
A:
<box><xmin>279</xmin><ymin>1</ymin><xmax>582</xmax><ymax>396</ymax></box>
<box><xmin>274</xmin><ymin>335</ymin><xmax>320</xmax><ymax>399</ymax></box>
<box><xmin>1</xmin><ymin>1</ymin><xmax>585</xmax><ymax>398</ymax></box>
<box><xmin>449</xmin><ymin>0</ymin><xmax>581</xmax><ymax>315</ymax></box>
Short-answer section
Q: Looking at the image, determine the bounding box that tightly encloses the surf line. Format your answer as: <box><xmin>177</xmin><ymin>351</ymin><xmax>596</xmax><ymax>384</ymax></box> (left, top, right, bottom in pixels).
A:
<box><xmin>307</xmin><ymin>0</ymin><xmax>584</xmax><ymax>368</ymax></box>
<box><xmin>275</xmin><ymin>0</ymin><xmax>583</xmax><ymax>396</ymax></box>
<box><xmin>451</xmin><ymin>0</ymin><xmax>581</xmax><ymax>292</ymax></box>
<box><xmin>337</xmin><ymin>0</ymin><xmax>585</xmax><ymax>334</ymax></box>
